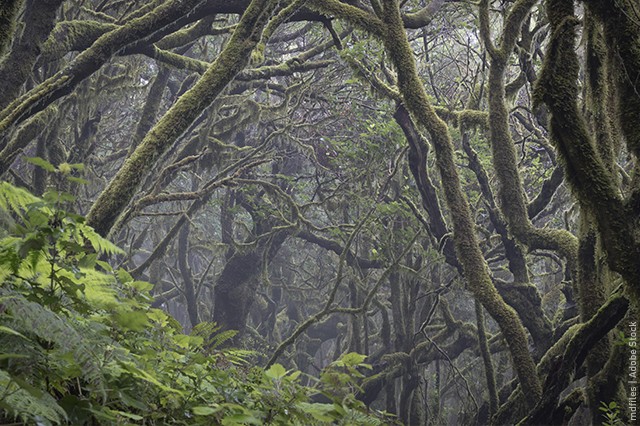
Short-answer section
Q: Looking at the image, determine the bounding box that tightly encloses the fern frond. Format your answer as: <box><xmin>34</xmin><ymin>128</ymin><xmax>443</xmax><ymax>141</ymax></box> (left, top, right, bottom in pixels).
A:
<box><xmin>210</xmin><ymin>329</ymin><xmax>238</xmax><ymax>349</ymax></box>
<box><xmin>77</xmin><ymin>224</ymin><xmax>124</xmax><ymax>255</ymax></box>
<box><xmin>191</xmin><ymin>322</ymin><xmax>237</xmax><ymax>350</ymax></box>
<box><xmin>1</xmin><ymin>290</ymin><xmax>108</xmax><ymax>388</ymax></box>
<box><xmin>0</xmin><ymin>182</ymin><xmax>40</xmax><ymax>217</ymax></box>
<box><xmin>224</xmin><ymin>348</ymin><xmax>255</xmax><ymax>365</ymax></box>
<box><xmin>0</xmin><ymin>369</ymin><xmax>67</xmax><ymax>424</ymax></box>
<box><xmin>58</xmin><ymin>268</ymin><xmax>118</xmax><ymax>309</ymax></box>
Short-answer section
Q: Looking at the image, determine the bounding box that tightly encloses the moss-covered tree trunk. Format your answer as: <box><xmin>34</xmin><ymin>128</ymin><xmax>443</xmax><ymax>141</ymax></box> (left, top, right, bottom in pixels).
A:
<box><xmin>535</xmin><ymin>0</ymin><xmax>640</xmax><ymax>298</ymax></box>
<box><xmin>0</xmin><ymin>0</ymin><xmax>64</xmax><ymax>111</ymax></box>
<box><xmin>86</xmin><ymin>0</ymin><xmax>277</xmax><ymax>236</ymax></box>
<box><xmin>0</xmin><ymin>0</ymin><xmax>209</xmax><ymax>135</ymax></box>
<box><xmin>584</xmin><ymin>0</ymin><xmax>640</xmax><ymax>160</ymax></box>
<box><xmin>0</xmin><ymin>0</ymin><xmax>22</xmax><ymax>58</ymax></box>
<box><xmin>379</xmin><ymin>0</ymin><xmax>542</xmax><ymax>405</ymax></box>
<box><xmin>478</xmin><ymin>0</ymin><xmax>578</xmax><ymax>266</ymax></box>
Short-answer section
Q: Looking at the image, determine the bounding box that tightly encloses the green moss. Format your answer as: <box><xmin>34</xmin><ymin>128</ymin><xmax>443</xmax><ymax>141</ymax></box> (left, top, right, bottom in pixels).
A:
<box><xmin>0</xmin><ymin>0</ymin><xmax>207</xmax><ymax>135</ymax></box>
<box><xmin>536</xmin><ymin>0</ymin><xmax>640</xmax><ymax>300</ymax></box>
<box><xmin>307</xmin><ymin>0</ymin><xmax>384</xmax><ymax>37</ymax></box>
<box><xmin>0</xmin><ymin>0</ymin><xmax>22</xmax><ymax>58</ymax></box>
<box><xmin>585</xmin><ymin>0</ymin><xmax>640</xmax><ymax>159</ymax></box>
<box><xmin>156</xmin><ymin>16</ymin><xmax>223</xmax><ymax>50</ymax></box>
<box><xmin>147</xmin><ymin>45</ymin><xmax>209</xmax><ymax>73</ymax></box>
<box><xmin>40</xmin><ymin>20</ymin><xmax>115</xmax><ymax>64</ymax></box>
<box><xmin>584</xmin><ymin>11</ymin><xmax>617</xmax><ymax>175</ymax></box>
<box><xmin>87</xmin><ymin>0</ymin><xmax>278</xmax><ymax>236</ymax></box>
<box><xmin>457</xmin><ymin>109</ymin><xmax>488</xmax><ymax>130</ymax></box>
<box><xmin>0</xmin><ymin>0</ymin><xmax>65</xmax><ymax>111</ymax></box>
<box><xmin>380</xmin><ymin>0</ymin><xmax>542</xmax><ymax>404</ymax></box>
<box><xmin>0</xmin><ymin>108</ymin><xmax>54</xmax><ymax>176</ymax></box>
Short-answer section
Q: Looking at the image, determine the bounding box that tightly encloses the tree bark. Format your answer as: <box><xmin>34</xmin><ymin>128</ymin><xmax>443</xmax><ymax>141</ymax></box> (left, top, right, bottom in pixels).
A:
<box><xmin>379</xmin><ymin>0</ymin><xmax>542</xmax><ymax>404</ymax></box>
<box><xmin>87</xmin><ymin>0</ymin><xmax>277</xmax><ymax>236</ymax></box>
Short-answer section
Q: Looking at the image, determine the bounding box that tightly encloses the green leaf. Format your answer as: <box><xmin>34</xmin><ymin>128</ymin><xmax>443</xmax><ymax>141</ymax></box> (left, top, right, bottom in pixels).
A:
<box><xmin>112</xmin><ymin>310</ymin><xmax>149</xmax><ymax>331</ymax></box>
<box><xmin>80</xmin><ymin>225</ymin><xmax>124</xmax><ymax>255</ymax></box>
<box><xmin>174</xmin><ymin>334</ymin><xmax>192</xmax><ymax>348</ymax></box>
<box><xmin>95</xmin><ymin>260</ymin><xmax>113</xmax><ymax>272</ymax></box>
<box><xmin>117</xmin><ymin>361</ymin><xmax>182</xmax><ymax>395</ymax></box>
<box><xmin>0</xmin><ymin>325</ymin><xmax>29</xmax><ymax>339</ymax></box>
<box><xmin>130</xmin><ymin>280</ymin><xmax>154</xmax><ymax>293</ymax></box>
<box><xmin>66</xmin><ymin>176</ymin><xmax>89</xmax><ymax>185</ymax></box>
<box><xmin>192</xmin><ymin>406</ymin><xmax>218</xmax><ymax>416</ymax></box>
<box><xmin>67</xmin><ymin>163</ymin><xmax>85</xmax><ymax>171</ymax></box>
<box><xmin>266</xmin><ymin>363</ymin><xmax>287</xmax><ymax>379</ymax></box>
<box><xmin>336</xmin><ymin>352</ymin><xmax>367</xmax><ymax>367</ymax></box>
<box><xmin>221</xmin><ymin>413</ymin><xmax>262</xmax><ymax>425</ymax></box>
<box><xmin>288</xmin><ymin>370</ymin><xmax>301</xmax><ymax>381</ymax></box>
<box><xmin>25</xmin><ymin>157</ymin><xmax>56</xmax><ymax>172</ymax></box>
<box><xmin>147</xmin><ymin>309</ymin><xmax>169</xmax><ymax>326</ymax></box>
<box><xmin>117</xmin><ymin>411</ymin><xmax>144</xmax><ymax>420</ymax></box>
<box><xmin>117</xmin><ymin>268</ymin><xmax>133</xmax><ymax>283</ymax></box>
<box><xmin>296</xmin><ymin>402</ymin><xmax>335</xmax><ymax>421</ymax></box>
<box><xmin>0</xmin><ymin>353</ymin><xmax>30</xmax><ymax>360</ymax></box>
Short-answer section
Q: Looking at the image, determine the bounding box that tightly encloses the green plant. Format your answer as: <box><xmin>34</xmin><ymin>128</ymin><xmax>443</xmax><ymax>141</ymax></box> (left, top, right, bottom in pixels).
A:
<box><xmin>599</xmin><ymin>401</ymin><xmax>622</xmax><ymax>426</ymax></box>
<box><xmin>613</xmin><ymin>330</ymin><xmax>632</xmax><ymax>347</ymax></box>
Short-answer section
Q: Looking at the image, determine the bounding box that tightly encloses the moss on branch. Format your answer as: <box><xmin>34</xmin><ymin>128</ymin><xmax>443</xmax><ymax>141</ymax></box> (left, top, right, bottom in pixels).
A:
<box><xmin>380</xmin><ymin>0</ymin><xmax>542</xmax><ymax>404</ymax></box>
<box><xmin>0</xmin><ymin>0</ymin><xmax>22</xmax><ymax>58</ymax></box>
<box><xmin>86</xmin><ymin>0</ymin><xmax>278</xmax><ymax>236</ymax></box>
<box><xmin>39</xmin><ymin>20</ymin><xmax>116</xmax><ymax>64</ymax></box>
<box><xmin>535</xmin><ymin>0</ymin><xmax>640</xmax><ymax>295</ymax></box>
<box><xmin>0</xmin><ymin>0</ymin><xmax>208</xmax><ymax>135</ymax></box>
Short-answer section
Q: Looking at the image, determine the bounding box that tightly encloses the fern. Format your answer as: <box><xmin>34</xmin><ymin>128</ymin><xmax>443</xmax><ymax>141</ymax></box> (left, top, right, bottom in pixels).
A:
<box><xmin>77</xmin><ymin>223</ymin><xmax>125</xmax><ymax>255</ymax></box>
<box><xmin>192</xmin><ymin>321</ymin><xmax>237</xmax><ymax>349</ymax></box>
<box><xmin>342</xmin><ymin>409</ymin><xmax>385</xmax><ymax>426</ymax></box>
<box><xmin>60</xmin><ymin>267</ymin><xmax>119</xmax><ymax>309</ymax></box>
<box><xmin>0</xmin><ymin>181</ymin><xmax>392</xmax><ymax>425</ymax></box>
<box><xmin>0</xmin><ymin>289</ymin><xmax>109</xmax><ymax>389</ymax></box>
<box><xmin>209</xmin><ymin>329</ymin><xmax>238</xmax><ymax>350</ymax></box>
<box><xmin>0</xmin><ymin>369</ymin><xmax>67</xmax><ymax>425</ymax></box>
<box><xmin>0</xmin><ymin>182</ymin><xmax>41</xmax><ymax>218</ymax></box>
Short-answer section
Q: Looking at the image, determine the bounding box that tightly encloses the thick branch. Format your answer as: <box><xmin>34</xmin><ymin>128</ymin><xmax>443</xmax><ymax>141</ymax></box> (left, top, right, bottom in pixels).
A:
<box><xmin>535</xmin><ymin>0</ymin><xmax>640</xmax><ymax>291</ymax></box>
<box><xmin>0</xmin><ymin>0</ymin><xmax>209</xmax><ymax>135</ymax></box>
<box><xmin>380</xmin><ymin>0</ymin><xmax>541</xmax><ymax>403</ymax></box>
<box><xmin>521</xmin><ymin>294</ymin><xmax>629</xmax><ymax>425</ymax></box>
<box><xmin>86</xmin><ymin>0</ymin><xmax>277</xmax><ymax>236</ymax></box>
<box><xmin>0</xmin><ymin>0</ymin><xmax>64</xmax><ymax>110</ymax></box>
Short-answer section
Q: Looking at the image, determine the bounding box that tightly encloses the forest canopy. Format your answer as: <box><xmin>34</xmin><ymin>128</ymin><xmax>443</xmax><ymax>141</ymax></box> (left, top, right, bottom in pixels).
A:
<box><xmin>1</xmin><ymin>0</ymin><xmax>640</xmax><ymax>424</ymax></box>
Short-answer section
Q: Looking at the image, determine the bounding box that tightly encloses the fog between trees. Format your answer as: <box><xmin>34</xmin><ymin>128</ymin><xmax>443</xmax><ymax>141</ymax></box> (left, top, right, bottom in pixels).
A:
<box><xmin>1</xmin><ymin>0</ymin><xmax>640</xmax><ymax>424</ymax></box>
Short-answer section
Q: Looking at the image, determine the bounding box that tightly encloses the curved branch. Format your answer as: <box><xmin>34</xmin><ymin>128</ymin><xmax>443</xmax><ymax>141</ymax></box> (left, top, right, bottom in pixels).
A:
<box><xmin>87</xmin><ymin>0</ymin><xmax>278</xmax><ymax>236</ymax></box>
<box><xmin>521</xmin><ymin>294</ymin><xmax>629</xmax><ymax>425</ymax></box>
<box><xmin>380</xmin><ymin>0</ymin><xmax>542</xmax><ymax>403</ymax></box>
<box><xmin>0</xmin><ymin>0</ymin><xmax>209</xmax><ymax>135</ymax></box>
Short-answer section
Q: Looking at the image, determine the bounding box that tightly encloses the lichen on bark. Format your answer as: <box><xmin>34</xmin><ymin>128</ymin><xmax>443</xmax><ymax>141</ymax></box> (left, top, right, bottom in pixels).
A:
<box><xmin>584</xmin><ymin>0</ymin><xmax>640</xmax><ymax>160</ymax></box>
<box><xmin>0</xmin><ymin>0</ymin><xmax>209</xmax><ymax>135</ymax></box>
<box><xmin>0</xmin><ymin>0</ymin><xmax>65</xmax><ymax>111</ymax></box>
<box><xmin>479</xmin><ymin>0</ymin><xmax>578</xmax><ymax>270</ymax></box>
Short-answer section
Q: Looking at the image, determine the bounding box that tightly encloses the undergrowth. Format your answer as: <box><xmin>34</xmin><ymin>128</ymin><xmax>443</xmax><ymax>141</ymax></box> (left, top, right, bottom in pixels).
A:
<box><xmin>0</xmin><ymin>159</ymin><xmax>396</xmax><ymax>425</ymax></box>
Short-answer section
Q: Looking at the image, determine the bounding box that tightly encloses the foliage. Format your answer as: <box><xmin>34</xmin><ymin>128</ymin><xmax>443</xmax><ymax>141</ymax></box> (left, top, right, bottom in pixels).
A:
<box><xmin>599</xmin><ymin>401</ymin><xmax>622</xmax><ymax>426</ymax></box>
<box><xmin>0</xmin><ymin>178</ymin><xmax>394</xmax><ymax>425</ymax></box>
